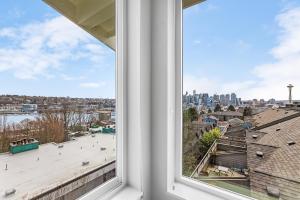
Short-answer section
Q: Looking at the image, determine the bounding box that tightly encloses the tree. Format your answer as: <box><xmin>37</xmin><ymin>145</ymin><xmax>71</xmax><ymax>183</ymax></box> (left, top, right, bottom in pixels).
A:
<box><xmin>199</xmin><ymin>128</ymin><xmax>221</xmax><ymax>153</ymax></box>
<box><xmin>182</xmin><ymin>153</ymin><xmax>198</xmax><ymax>177</ymax></box>
<box><xmin>214</xmin><ymin>104</ymin><xmax>222</xmax><ymax>112</ymax></box>
<box><xmin>183</xmin><ymin>107</ymin><xmax>198</xmax><ymax>122</ymax></box>
<box><xmin>208</xmin><ymin>108</ymin><xmax>212</xmax><ymax>113</ymax></box>
<box><xmin>228</xmin><ymin>105</ymin><xmax>236</xmax><ymax>111</ymax></box>
<box><xmin>243</xmin><ymin>107</ymin><xmax>252</xmax><ymax>116</ymax></box>
<box><xmin>189</xmin><ymin>107</ymin><xmax>198</xmax><ymax>122</ymax></box>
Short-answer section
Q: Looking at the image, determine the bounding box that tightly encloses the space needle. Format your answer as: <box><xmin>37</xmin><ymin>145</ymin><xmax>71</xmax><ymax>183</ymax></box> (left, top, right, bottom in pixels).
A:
<box><xmin>287</xmin><ymin>84</ymin><xmax>294</xmax><ymax>104</ymax></box>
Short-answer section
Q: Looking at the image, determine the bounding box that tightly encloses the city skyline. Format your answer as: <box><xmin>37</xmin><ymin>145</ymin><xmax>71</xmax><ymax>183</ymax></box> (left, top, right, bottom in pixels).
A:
<box><xmin>183</xmin><ymin>90</ymin><xmax>292</xmax><ymax>102</ymax></box>
<box><xmin>1</xmin><ymin>1</ymin><xmax>300</xmax><ymax>100</ymax></box>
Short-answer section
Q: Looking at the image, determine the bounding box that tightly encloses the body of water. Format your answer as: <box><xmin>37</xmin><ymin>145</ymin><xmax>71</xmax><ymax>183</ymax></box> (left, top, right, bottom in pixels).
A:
<box><xmin>0</xmin><ymin>114</ymin><xmax>39</xmax><ymax>125</ymax></box>
<box><xmin>0</xmin><ymin>113</ymin><xmax>101</xmax><ymax>126</ymax></box>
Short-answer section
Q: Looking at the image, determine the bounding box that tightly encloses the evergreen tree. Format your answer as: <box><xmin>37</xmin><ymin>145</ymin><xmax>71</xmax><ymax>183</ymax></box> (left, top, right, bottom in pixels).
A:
<box><xmin>228</xmin><ymin>105</ymin><xmax>236</xmax><ymax>111</ymax></box>
<box><xmin>243</xmin><ymin>107</ymin><xmax>252</xmax><ymax>116</ymax></box>
<box><xmin>214</xmin><ymin>104</ymin><xmax>222</xmax><ymax>112</ymax></box>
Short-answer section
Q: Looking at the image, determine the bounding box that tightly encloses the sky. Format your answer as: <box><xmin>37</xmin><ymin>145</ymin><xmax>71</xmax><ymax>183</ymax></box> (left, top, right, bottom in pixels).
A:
<box><xmin>0</xmin><ymin>1</ymin><xmax>115</xmax><ymax>98</ymax></box>
<box><xmin>183</xmin><ymin>0</ymin><xmax>300</xmax><ymax>100</ymax></box>
<box><xmin>1</xmin><ymin>1</ymin><xmax>300</xmax><ymax>100</ymax></box>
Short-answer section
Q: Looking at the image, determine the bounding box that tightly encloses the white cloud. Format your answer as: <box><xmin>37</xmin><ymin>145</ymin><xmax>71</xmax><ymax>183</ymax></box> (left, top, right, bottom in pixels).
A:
<box><xmin>185</xmin><ymin>7</ymin><xmax>300</xmax><ymax>100</ymax></box>
<box><xmin>183</xmin><ymin>75</ymin><xmax>219</xmax><ymax>94</ymax></box>
<box><xmin>61</xmin><ymin>74</ymin><xmax>85</xmax><ymax>81</ymax></box>
<box><xmin>193</xmin><ymin>40</ymin><xmax>202</xmax><ymax>45</ymax></box>
<box><xmin>248</xmin><ymin>6</ymin><xmax>300</xmax><ymax>100</ymax></box>
<box><xmin>79</xmin><ymin>82</ymin><xmax>106</xmax><ymax>88</ymax></box>
<box><xmin>0</xmin><ymin>16</ymin><xmax>109</xmax><ymax>79</ymax></box>
<box><xmin>0</xmin><ymin>28</ymin><xmax>16</xmax><ymax>37</ymax></box>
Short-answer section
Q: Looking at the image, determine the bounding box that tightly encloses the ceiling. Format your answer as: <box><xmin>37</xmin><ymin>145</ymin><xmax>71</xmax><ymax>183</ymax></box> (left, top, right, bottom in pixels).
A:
<box><xmin>43</xmin><ymin>0</ymin><xmax>205</xmax><ymax>50</ymax></box>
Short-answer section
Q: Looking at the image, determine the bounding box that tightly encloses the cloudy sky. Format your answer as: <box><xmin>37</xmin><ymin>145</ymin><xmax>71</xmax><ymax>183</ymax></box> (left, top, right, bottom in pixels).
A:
<box><xmin>183</xmin><ymin>0</ymin><xmax>300</xmax><ymax>100</ymax></box>
<box><xmin>0</xmin><ymin>1</ymin><xmax>115</xmax><ymax>98</ymax></box>
<box><xmin>1</xmin><ymin>1</ymin><xmax>300</xmax><ymax>100</ymax></box>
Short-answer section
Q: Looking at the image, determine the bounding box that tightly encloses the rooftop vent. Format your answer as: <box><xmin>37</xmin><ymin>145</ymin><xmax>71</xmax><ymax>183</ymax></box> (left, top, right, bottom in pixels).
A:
<box><xmin>256</xmin><ymin>151</ymin><xmax>264</xmax><ymax>157</ymax></box>
<box><xmin>276</xmin><ymin>128</ymin><xmax>281</xmax><ymax>131</ymax></box>
<box><xmin>288</xmin><ymin>141</ymin><xmax>296</xmax><ymax>146</ymax></box>
<box><xmin>82</xmin><ymin>161</ymin><xmax>90</xmax><ymax>166</ymax></box>
<box><xmin>266</xmin><ymin>186</ymin><xmax>280</xmax><ymax>198</ymax></box>
<box><xmin>252</xmin><ymin>135</ymin><xmax>258</xmax><ymax>139</ymax></box>
<box><xmin>4</xmin><ymin>188</ymin><xmax>16</xmax><ymax>197</ymax></box>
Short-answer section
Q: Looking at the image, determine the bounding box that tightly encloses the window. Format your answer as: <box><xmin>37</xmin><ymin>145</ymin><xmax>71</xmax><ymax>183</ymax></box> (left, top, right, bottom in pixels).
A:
<box><xmin>0</xmin><ymin>0</ymin><xmax>122</xmax><ymax>199</ymax></box>
<box><xmin>182</xmin><ymin>1</ymin><xmax>300</xmax><ymax>199</ymax></box>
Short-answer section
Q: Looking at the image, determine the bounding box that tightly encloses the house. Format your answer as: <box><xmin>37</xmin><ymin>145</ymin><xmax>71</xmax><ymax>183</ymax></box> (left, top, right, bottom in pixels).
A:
<box><xmin>203</xmin><ymin>115</ymin><xmax>218</xmax><ymax>126</ymax></box>
<box><xmin>246</xmin><ymin>116</ymin><xmax>300</xmax><ymax>199</ymax></box>
<box><xmin>211</xmin><ymin>111</ymin><xmax>243</xmax><ymax>121</ymax></box>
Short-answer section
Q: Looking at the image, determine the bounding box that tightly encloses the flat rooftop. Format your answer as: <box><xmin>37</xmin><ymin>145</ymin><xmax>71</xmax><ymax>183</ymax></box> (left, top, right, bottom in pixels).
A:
<box><xmin>0</xmin><ymin>134</ymin><xmax>116</xmax><ymax>200</ymax></box>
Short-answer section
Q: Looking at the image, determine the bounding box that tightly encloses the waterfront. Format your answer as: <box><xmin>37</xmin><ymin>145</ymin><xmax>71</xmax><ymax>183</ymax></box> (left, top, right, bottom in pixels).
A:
<box><xmin>0</xmin><ymin>114</ymin><xmax>39</xmax><ymax>124</ymax></box>
<box><xmin>0</xmin><ymin>112</ymin><xmax>103</xmax><ymax>127</ymax></box>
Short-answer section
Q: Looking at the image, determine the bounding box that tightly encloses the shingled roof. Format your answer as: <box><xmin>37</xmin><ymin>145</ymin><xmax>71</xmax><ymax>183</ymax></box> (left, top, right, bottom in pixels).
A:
<box><xmin>252</xmin><ymin>116</ymin><xmax>300</xmax><ymax>182</ymax></box>
<box><xmin>252</xmin><ymin>108</ymin><xmax>299</xmax><ymax>128</ymax></box>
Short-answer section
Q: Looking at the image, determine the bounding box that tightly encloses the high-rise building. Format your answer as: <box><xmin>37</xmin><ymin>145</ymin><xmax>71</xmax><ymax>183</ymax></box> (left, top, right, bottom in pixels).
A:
<box><xmin>207</xmin><ymin>96</ymin><xmax>214</xmax><ymax>108</ymax></box>
<box><xmin>202</xmin><ymin>93</ymin><xmax>209</xmax><ymax>106</ymax></box>
<box><xmin>225</xmin><ymin>94</ymin><xmax>230</xmax><ymax>106</ymax></box>
<box><xmin>213</xmin><ymin>94</ymin><xmax>220</xmax><ymax>102</ymax></box>
<box><xmin>220</xmin><ymin>94</ymin><xmax>225</xmax><ymax>105</ymax></box>
<box><xmin>231</xmin><ymin>93</ymin><xmax>237</xmax><ymax>105</ymax></box>
<box><xmin>237</xmin><ymin>98</ymin><xmax>242</xmax><ymax>106</ymax></box>
<box><xmin>268</xmin><ymin>98</ymin><xmax>276</xmax><ymax>104</ymax></box>
<box><xmin>194</xmin><ymin>94</ymin><xmax>199</xmax><ymax>105</ymax></box>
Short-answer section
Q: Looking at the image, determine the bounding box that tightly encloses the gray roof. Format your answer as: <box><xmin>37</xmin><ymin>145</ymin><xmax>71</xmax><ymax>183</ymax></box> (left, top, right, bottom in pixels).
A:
<box><xmin>0</xmin><ymin>134</ymin><xmax>116</xmax><ymax>199</ymax></box>
<box><xmin>252</xmin><ymin>108</ymin><xmax>298</xmax><ymax>127</ymax></box>
<box><xmin>252</xmin><ymin>116</ymin><xmax>300</xmax><ymax>182</ymax></box>
<box><xmin>212</xmin><ymin>111</ymin><xmax>243</xmax><ymax>117</ymax></box>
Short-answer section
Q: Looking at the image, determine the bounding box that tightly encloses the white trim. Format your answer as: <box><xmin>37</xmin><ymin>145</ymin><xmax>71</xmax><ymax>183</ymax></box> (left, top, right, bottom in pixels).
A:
<box><xmin>79</xmin><ymin>0</ymin><xmax>127</xmax><ymax>199</ymax></box>
<box><xmin>79</xmin><ymin>177</ymin><xmax>123</xmax><ymax>200</ymax></box>
<box><xmin>174</xmin><ymin>0</ymin><xmax>183</xmax><ymax>182</ymax></box>
<box><xmin>170</xmin><ymin>0</ymin><xmax>255</xmax><ymax>200</ymax></box>
<box><xmin>108</xmin><ymin>186</ymin><xmax>143</xmax><ymax>200</ymax></box>
<box><xmin>115</xmin><ymin>0</ymin><xmax>127</xmax><ymax>184</ymax></box>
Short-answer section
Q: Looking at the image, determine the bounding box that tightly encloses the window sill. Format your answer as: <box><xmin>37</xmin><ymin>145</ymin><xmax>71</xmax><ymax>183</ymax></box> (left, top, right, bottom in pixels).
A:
<box><xmin>168</xmin><ymin>182</ymin><xmax>224</xmax><ymax>200</ymax></box>
<box><xmin>168</xmin><ymin>180</ymin><xmax>254</xmax><ymax>200</ymax></box>
<box><xmin>107</xmin><ymin>186</ymin><xmax>143</xmax><ymax>200</ymax></box>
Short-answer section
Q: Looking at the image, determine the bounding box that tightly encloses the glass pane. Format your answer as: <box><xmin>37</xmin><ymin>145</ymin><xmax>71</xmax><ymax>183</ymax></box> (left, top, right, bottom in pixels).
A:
<box><xmin>0</xmin><ymin>1</ymin><xmax>116</xmax><ymax>199</ymax></box>
<box><xmin>182</xmin><ymin>1</ymin><xmax>300</xmax><ymax>199</ymax></box>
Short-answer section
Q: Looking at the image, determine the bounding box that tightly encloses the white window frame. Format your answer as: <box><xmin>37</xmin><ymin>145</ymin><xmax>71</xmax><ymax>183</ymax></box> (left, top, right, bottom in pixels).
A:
<box><xmin>79</xmin><ymin>0</ymin><xmax>127</xmax><ymax>199</ymax></box>
<box><xmin>169</xmin><ymin>1</ymin><xmax>255</xmax><ymax>199</ymax></box>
